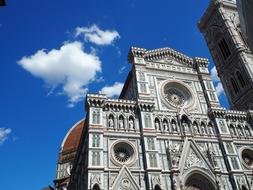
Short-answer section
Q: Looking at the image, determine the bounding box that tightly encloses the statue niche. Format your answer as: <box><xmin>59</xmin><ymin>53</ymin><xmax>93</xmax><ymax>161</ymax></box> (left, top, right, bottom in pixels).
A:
<box><xmin>108</xmin><ymin>114</ymin><xmax>114</xmax><ymax>128</ymax></box>
<box><xmin>119</xmin><ymin>115</ymin><xmax>125</xmax><ymax>129</ymax></box>
<box><xmin>181</xmin><ymin>115</ymin><xmax>190</xmax><ymax>134</ymax></box>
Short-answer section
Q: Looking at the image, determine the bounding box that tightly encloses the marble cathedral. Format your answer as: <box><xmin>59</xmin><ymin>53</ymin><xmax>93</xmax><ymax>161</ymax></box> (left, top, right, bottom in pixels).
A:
<box><xmin>54</xmin><ymin>0</ymin><xmax>253</xmax><ymax>190</ymax></box>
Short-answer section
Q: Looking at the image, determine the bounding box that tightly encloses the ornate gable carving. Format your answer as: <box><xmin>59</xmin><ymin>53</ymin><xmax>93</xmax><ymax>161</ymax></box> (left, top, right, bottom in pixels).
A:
<box><xmin>111</xmin><ymin>165</ymin><xmax>140</xmax><ymax>190</ymax></box>
<box><xmin>179</xmin><ymin>139</ymin><xmax>214</xmax><ymax>175</ymax></box>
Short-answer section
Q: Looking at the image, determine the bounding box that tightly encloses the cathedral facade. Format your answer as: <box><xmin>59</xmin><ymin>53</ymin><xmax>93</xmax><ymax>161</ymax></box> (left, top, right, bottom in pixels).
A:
<box><xmin>54</xmin><ymin>1</ymin><xmax>253</xmax><ymax>190</ymax></box>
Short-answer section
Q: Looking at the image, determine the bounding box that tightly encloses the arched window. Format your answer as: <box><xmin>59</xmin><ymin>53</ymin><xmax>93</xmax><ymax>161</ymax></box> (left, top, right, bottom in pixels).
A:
<box><xmin>218</xmin><ymin>38</ymin><xmax>231</xmax><ymax>60</ymax></box>
<box><xmin>154</xmin><ymin>185</ymin><xmax>162</xmax><ymax>190</ymax></box>
<box><xmin>237</xmin><ymin>125</ymin><xmax>244</xmax><ymax>137</ymax></box>
<box><xmin>92</xmin><ymin>134</ymin><xmax>100</xmax><ymax>147</ymax></box>
<box><xmin>93</xmin><ymin>184</ymin><xmax>100</xmax><ymax>190</ymax></box>
<box><xmin>231</xmin><ymin>78</ymin><xmax>240</xmax><ymax>94</ymax></box>
<box><xmin>245</xmin><ymin>125</ymin><xmax>252</xmax><ymax>137</ymax></box>
<box><xmin>219</xmin><ymin>120</ymin><xmax>227</xmax><ymax>133</ymax></box>
<box><xmin>236</xmin><ymin>71</ymin><xmax>246</xmax><ymax>87</ymax></box>
<box><xmin>92</xmin><ymin>110</ymin><xmax>100</xmax><ymax>124</ymax></box>
<box><xmin>139</xmin><ymin>72</ymin><xmax>145</xmax><ymax>81</ymax></box>
<box><xmin>144</xmin><ymin>114</ymin><xmax>151</xmax><ymax>128</ymax></box>
<box><xmin>242</xmin><ymin>185</ymin><xmax>248</xmax><ymax>190</ymax></box>
<box><xmin>92</xmin><ymin>151</ymin><xmax>100</xmax><ymax>166</ymax></box>
<box><xmin>149</xmin><ymin>153</ymin><xmax>157</xmax><ymax>167</ymax></box>
<box><xmin>147</xmin><ymin>137</ymin><xmax>155</xmax><ymax>150</ymax></box>
<box><xmin>230</xmin><ymin>124</ymin><xmax>236</xmax><ymax>136</ymax></box>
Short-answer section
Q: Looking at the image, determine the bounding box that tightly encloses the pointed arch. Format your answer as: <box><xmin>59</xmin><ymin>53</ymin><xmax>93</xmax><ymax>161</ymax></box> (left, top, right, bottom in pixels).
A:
<box><xmin>242</xmin><ymin>185</ymin><xmax>248</xmax><ymax>190</ymax></box>
<box><xmin>92</xmin><ymin>184</ymin><xmax>100</xmax><ymax>190</ymax></box>
<box><xmin>237</xmin><ymin>125</ymin><xmax>244</xmax><ymax>137</ymax></box>
<box><xmin>171</xmin><ymin>119</ymin><xmax>178</xmax><ymax>132</ymax></box>
<box><xmin>108</xmin><ymin>114</ymin><xmax>115</xmax><ymax>128</ymax></box>
<box><xmin>154</xmin><ymin>118</ymin><xmax>161</xmax><ymax>131</ymax></box>
<box><xmin>231</xmin><ymin>78</ymin><xmax>240</xmax><ymax>94</ymax></box>
<box><xmin>162</xmin><ymin>118</ymin><xmax>169</xmax><ymax>131</ymax></box>
<box><xmin>119</xmin><ymin>115</ymin><xmax>125</xmax><ymax>129</ymax></box>
<box><xmin>181</xmin><ymin>115</ymin><xmax>191</xmax><ymax>134</ymax></box>
<box><xmin>207</xmin><ymin>122</ymin><xmax>214</xmax><ymax>135</ymax></box>
<box><xmin>245</xmin><ymin>125</ymin><xmax>252</xmax><ymax>137</ymax></box>
<box><xmin>200</xmin><ymin>122</ymin><xmax>206</xmax><ymax>135</ymax></box>
<box><xmin>184</xmin><ymin>170</ymin><xmax>216</xmax><ymax>190</ymax></box>
<box><xmin>193</xmin><ymin>121</ymin><xmax>199</xmax><ymax>135</ymax></box>
<box><xmin>128</xmin><ymin>115</ymin><xmax>135</xmax><ymax>129</ymax></box>
<box><xmin>218</xmin><ymin>38</ymin><xmax>231</xmax><ymax>60</ymax></box>
<box><xmin>154</xmin><ymin>184</ymin><xmax>162</xmax><ymax>190</ymax></box>
<box><xmin>236</xmin><ymin>71</ymin><xmax>246</xmax><ymax>87</ymax></box>
<box><xmin>229</xmin><ymin>124</ymin><xmax>236</xmax><ymax>136</ymax></box>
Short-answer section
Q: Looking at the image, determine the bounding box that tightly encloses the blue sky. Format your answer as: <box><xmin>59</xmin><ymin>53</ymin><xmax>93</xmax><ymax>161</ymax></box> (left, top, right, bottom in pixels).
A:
<box><xmin>0</xmin><ymin>1</ymin><xmax>229</xmax><ymax>189</ymax></box>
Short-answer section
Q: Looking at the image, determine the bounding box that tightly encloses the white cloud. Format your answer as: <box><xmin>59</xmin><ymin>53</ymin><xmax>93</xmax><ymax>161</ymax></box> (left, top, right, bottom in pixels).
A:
<box><xmin>75</xmin><ymin>25</ymin><xmax>120</xmax><ymax>45</ymax></box>
<box><xmin>101</xmin><ymin>82</ymin><xmax>124</xmax><ymax>97</ymax></box>
<box><xmin>210</xmin><ymin>66</ymin><xmax>220</xmax><ymax>82</ymax></box>
<box><xmin>0</xmin><ymin>128</ymin><xmax>11</xmax><ymax>145</ymax></box>
<box><xmin>18</xmin><ymin>41</ymin><xmax>101</xmax><ymax>107</ymax></box>
<box><xmin>215</xmin><ymin>82</ymin><xmax>225</xmax><ymax>97</ymax></box>
<box><xmin>210</xmin><ymin>66</ymin><xmax>225</xmax><ymax>97</ymax></box>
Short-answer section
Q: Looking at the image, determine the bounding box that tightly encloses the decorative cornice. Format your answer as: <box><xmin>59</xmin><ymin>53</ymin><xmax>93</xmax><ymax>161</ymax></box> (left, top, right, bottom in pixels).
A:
<box><xmin>128</xmin><ymin>46</ymin><xmax>198</xmax><ymax>66</ymax></box>
<box><xmin>208</xmin><ymin>107</ymin><xmax>227</xmax><ymax>118</ymax></box>
<box><xmin>86</xmin><ymin>94</ymin><xmax>107</xmax><ymax>108</ymax></box>
<box><xmin>208</xmin><ymin>107</ymin><xmax>248</xmax><ymax>120</ymax></box>
<box><xmin>225</xmin><ymin>110</ymin><xmax>247</xmax><ymax>120</ymax></box>
<box><xmin>104</xmin><ymin>99</ymin><xmax>136</xmax><ymax>112</ymax></box>
<box><xmin>194</xmin><ymin>57</ymin><xmax>209</xmax><ymax>67</ymax></box>
<box><xmin>86</xmin><ymin>93</ymin><xmax>137</xmax><ymax>111</ymax></box>
<box><xmin>137</xmin><ymin>99</ymin><xmax>155</xmax><ymax>112</ymax></box>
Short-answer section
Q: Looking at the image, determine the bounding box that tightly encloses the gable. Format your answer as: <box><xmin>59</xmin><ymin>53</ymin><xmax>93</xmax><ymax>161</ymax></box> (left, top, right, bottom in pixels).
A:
<box><xmin>179</xmin><ymin>138</ymin><xmax>215</xmax><ymax>176</ymax></box>
<box><xmin>111</xmin><ymin>165</ymin><xmax>140</xmax><ymax>190</ymax></box>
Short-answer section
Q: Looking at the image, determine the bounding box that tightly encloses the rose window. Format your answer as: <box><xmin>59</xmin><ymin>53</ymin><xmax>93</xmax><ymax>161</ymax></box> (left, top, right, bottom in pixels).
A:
<box><xmin>241</xmin><ymin>148</ymin><xmax>253</xmax><ymax>169</ymax></box>
<box><xmin>161</xmin><ymin>80</ymin><xmax>194</xmax><ymax>109</ymax></box>
<box><xmin>114</xmin><ymin>147</ymin><xmax>131</xmax><ymax>163</ymax></box>
<box><xmin>165</xmin><ymin>88</ymin><xmax>185</xmax><ymax>106</ymax></box>
<box><xmin>111</xmin><ymin>140</ymin><xmax>136</xmax><ymax>166</ymax></box>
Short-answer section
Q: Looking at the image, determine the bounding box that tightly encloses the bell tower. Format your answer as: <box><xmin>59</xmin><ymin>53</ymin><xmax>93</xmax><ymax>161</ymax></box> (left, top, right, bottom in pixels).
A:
<box><xmin>199</xmin><ymin>0</ymin><xmax>253</xmax><ymax>110</ymax></box>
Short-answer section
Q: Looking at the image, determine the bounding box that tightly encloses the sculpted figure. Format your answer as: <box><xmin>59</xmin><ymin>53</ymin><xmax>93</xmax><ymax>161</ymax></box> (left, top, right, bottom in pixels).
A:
<box><xmin>155</xmin><ymin>120</ymin><xmax>160</xmax><ymax>130</ymax></box>
<box><xmin>182</xmin><ymin>120</ymin><xmax>189</xmax><ymax>133</ymax></box>
<box><xmin>108</xmin><ymin>117</ymin><xmax>114</xmax><ymax>128</ymax></box>
<box><xmin>119</xmin><ymin>118</ymin><xmax>124</xmax><ymax>129</ymax></box>
<box><xmin>193</xmin><ymin>123</ymin><xmax>199</xmax><ymax>134</ymax></box>
<box><xmin>172</xmin><ymin>122</ymin><xmax>177</xmax><ymax>132</ymax></box>
<box><xmin>201</xmin><ymin>124</ymin><xmax>206</xmax><ymax>134</ymax></box>
<box><xmin>129</xmin><ymin>118</ymin><xmax>134</xmax><ymax>129</ymax></box>
<box><xmin>163</xmin><ymin>121</ymin><xmax>168</xmax><ymax>131</ymax></box>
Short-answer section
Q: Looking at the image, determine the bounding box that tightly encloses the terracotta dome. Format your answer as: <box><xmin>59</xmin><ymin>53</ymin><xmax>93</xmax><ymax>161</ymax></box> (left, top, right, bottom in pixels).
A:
<box><xmin>61</xmin><ymin>119</ymin><xmax>85</xmax><ymax>152</ymax></box>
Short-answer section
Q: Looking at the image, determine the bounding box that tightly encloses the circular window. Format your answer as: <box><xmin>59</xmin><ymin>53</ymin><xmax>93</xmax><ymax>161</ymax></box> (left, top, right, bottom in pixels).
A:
<box><xmin>240</xmin><ymin>147</ymin><xmax>253</xmax><ymax>169</ymax></box>
<box><xmin>161</xmin><ymin>80</ymin><xmax>195</xmax><ymax>109</ymax></box>
<box><xmin>111</xmin><ymin>140</ymin><xmax>136</xmax><ymax>166</ymax></box>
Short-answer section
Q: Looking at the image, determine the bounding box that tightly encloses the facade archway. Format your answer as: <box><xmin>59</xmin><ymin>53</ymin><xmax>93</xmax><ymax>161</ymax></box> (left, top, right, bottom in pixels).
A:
<box><xmin>92</xmin><ymin>184</ymin><xmax>100</xmax><ymax>190</ymax></box>
<box><xmin>184</xmin><ymin>172</ymin><xmax>216</xmax><ymax>190</ymax></box>
<box><xmin>242</xmin><ymin>185</ymin><xmax>248</xmax><ymax>190</ymax></box>
<box><xmin>154</xmin><ymin>184</ymin><xmax>162</xmax><ymax>190</ymax></box>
